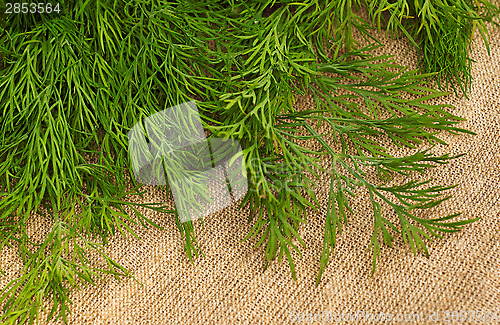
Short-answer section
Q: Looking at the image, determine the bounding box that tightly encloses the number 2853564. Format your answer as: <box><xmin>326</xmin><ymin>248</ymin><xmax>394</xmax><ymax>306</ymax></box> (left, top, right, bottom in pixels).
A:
<box><xmin>5</xmin><ymin>3</ymin><xmax>61</xmax><ymax>14</ymax></box>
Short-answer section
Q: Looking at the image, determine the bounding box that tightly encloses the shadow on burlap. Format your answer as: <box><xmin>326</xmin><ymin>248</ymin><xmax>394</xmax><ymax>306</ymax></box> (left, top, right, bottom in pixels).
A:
<box><xmin>1</xmin><ymin>14</ymin><xmax>499</xmax><ymax>325</ymax></box>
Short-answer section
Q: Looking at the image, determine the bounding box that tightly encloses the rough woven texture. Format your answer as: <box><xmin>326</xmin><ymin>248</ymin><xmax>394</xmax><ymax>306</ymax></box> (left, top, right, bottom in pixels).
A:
<box><xmin>1</xmin><ymin>19</ymin><xmax>499</xmax><ymax>325</ymax></box>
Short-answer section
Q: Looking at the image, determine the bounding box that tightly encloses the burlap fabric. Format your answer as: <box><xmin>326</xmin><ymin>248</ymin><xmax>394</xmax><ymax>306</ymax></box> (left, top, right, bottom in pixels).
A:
<box><xmin>1</xmin><ymin>15</ymin><xmax>499</xmax><ymax>325</ymax></box>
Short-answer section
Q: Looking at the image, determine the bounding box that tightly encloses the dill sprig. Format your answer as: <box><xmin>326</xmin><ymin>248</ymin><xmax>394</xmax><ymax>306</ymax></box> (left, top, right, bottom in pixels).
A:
<box><xmin>364</xmin><ymin>0</ymin><xmax>500</xmax><ymax>96</ymax></box>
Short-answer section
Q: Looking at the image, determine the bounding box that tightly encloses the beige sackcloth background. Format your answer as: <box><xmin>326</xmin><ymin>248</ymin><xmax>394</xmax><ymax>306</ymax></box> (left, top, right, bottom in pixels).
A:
<box><xmin>1</xmin><ymin>11</ymin><xmax>500</xmax><ymax>325</ymax></box>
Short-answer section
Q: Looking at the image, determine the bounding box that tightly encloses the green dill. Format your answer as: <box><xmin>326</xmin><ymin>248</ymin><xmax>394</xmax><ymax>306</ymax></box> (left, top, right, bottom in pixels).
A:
<box><xmin>0</xmin><ymin>0</ymin><xmax>497</xmax><ymax>324</ymax></box>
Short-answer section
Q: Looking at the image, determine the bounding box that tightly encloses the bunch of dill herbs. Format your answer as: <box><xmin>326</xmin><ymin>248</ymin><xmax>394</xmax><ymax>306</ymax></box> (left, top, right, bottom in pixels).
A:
<box><xmin>0</xmin><ymin>0</ymin><xmax>498</xmax><ymax>324</ymax></box>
